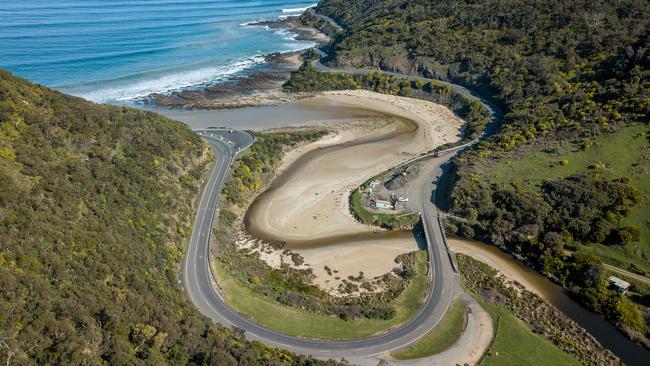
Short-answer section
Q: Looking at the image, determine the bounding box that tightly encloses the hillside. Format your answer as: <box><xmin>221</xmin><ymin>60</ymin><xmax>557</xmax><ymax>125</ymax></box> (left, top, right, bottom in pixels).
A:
<box><xmin>308</xmin><ymin>0</ymin><xmax>650</xmax><ymax>344</ymax></box>
<box><xmin>0</xmin><ymin>70</ymin><xmax>337</xmax><ymax>365</ymax></box>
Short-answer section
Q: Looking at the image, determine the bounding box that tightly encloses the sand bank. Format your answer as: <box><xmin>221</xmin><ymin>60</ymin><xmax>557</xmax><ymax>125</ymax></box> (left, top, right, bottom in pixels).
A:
<box><xmin>243</xmin><ymin>90</ymin><xmax>463</xmax><ymax>292</ymax></box>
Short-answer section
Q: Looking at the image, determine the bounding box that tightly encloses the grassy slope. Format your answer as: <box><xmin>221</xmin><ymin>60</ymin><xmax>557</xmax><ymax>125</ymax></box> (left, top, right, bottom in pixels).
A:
<box><xmin>214</xmin><ymin>251</ymin><xmax>429</xmax><ymax>339</ymax></box>
<box><xmin>485</xmin><ymin>123</ymin><xmax>650</xmax><ymax>273</ymax></box>
<box><xmin>391</xmin><ymin>299</ymin><xmax>465</xmax><ymax>360</ymax></box>
<box><xmin>479</xmin><ymin>303</ymin><xmax>581</xmax><ymax>366</ymax></box>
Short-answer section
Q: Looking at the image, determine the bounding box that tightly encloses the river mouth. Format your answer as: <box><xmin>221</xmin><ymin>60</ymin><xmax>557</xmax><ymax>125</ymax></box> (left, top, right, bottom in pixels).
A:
<box><xmin>237</xmin><ymin>90</ymin><xmax>463</xmax><ymax>290</ymax></box>
<box><xmin>141</xmin><ymin>99</ymin><xmax>387</xmax><ymax>130</ymax></box>
<box><xmin>240</xmin><ymin>87</ymin><xmax>650</xmax><ymax>361</ymax></box>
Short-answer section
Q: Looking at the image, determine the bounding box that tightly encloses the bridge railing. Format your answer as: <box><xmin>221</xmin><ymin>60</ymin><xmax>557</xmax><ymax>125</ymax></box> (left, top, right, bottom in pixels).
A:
<box><xmin>437</xmin><ymin>214</ymin><xmax>458</xmax><ymax>273</ymax></box>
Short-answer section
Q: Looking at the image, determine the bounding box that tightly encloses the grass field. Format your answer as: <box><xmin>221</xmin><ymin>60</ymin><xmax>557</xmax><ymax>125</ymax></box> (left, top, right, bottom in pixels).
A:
<box><xmin>479</xmin><ymin>303</ymin><xmax>581</xmax><ymax>366</ymax></box>
<box><xmin>485</xmin><ymin>123</ymin><xmax>650</xmax><ymax>273</ymax></box>
<box><xmin>213</xmin><ymin>250</ymin><xmax>430</xmax><ymax>339</ymax></box>
<box><xmin>391</xmin><ymin>299</ymin><xmax>465</xmax><ymax>359</ymax></box>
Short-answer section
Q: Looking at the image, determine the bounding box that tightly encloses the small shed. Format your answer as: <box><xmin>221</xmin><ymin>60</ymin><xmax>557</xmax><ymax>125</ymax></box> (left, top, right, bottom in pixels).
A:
<box><xmin>609</xmin><ymin>276</ymin><xmax>631</xmax><ymax>294</ymax></box>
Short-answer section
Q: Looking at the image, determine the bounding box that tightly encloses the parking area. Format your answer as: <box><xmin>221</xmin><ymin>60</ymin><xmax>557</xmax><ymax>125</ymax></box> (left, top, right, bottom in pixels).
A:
<box><xmin>194</xmin><ymin>128</ymin><xmax>254</xmax><ymax>154</ymax></box>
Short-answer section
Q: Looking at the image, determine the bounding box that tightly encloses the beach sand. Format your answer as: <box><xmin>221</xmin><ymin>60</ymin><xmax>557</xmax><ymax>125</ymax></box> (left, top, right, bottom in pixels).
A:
<box><xmin>243</xmin><ymin>90</ymin><xmax>463</xmax><ymax>292</ymax></box>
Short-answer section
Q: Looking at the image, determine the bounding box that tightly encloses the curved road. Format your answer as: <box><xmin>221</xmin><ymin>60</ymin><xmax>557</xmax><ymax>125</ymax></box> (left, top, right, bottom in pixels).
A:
<box><xmin>305</xmin><ymin>8</ymin><xmax>344</xmax><ymax>32</ymax></box>
<box><xmin>182</xmin><ymin>51</ymin><xmax>502</xmax><ymax>359</ymax></box>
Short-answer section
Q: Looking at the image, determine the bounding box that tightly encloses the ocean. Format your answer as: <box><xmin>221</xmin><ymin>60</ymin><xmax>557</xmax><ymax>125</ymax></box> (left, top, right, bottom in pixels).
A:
<box><xmin>0</xmin><ymin>0</ymin><xmax>317</xmax><ymax>104</ymax></box>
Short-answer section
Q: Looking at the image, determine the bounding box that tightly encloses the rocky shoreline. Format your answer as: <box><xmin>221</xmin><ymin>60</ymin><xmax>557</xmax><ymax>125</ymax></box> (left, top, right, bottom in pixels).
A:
<box><xmin>145</xmin><ymin>16</ymin><xmax>328</xmax><ymax>110</ymax></box>
<box><xmin>252</xmin><ymin>15</ymin><xmax>331</xmax><ymax>45</ymax></box>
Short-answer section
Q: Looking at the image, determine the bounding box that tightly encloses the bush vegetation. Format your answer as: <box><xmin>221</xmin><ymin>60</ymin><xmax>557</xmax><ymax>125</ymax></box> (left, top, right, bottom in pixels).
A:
<box><xmin>222</xmin><ymin>129</ymin><xmax>328</xmax><ymax>207</ymax></box>
<box><xmin>213</xmin><ymin>251</ymin><xmax>430</xmax><ymax>339</ymax></box>
<box><xmin>480</xmin><ymin>306</ymin><xmax>582</xmax><ymax>366</ymax></box>
<box><xmin>283</xmin><ymin>64</ymin><xmax>360</xmax><ymax>93</ymax></box>
<box><xmin>457</xmin><ymin>254</ymin><xmax>618</xmax><ymax>365</ymax></box>
<box><xmin>299</xmin><ymin>10</ymin><xmax>341</xmax><ymax>37</ymax></box>
<box><xmin>0</xmin><ymin>70</ymin><xmax>339</xmax><ymax>365</ymax></box>
<box><xmin>483</xmin><ymin>124</ymin><xmax>650</xmax><ymax>273</ymax></box>
<box><xmin>448</xmin><ymin>174</ymin><xmax>646</xmax><ymax>335</ymax></box>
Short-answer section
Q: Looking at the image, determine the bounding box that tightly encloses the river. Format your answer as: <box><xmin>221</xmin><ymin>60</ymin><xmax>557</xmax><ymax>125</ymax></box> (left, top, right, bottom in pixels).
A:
<box><xmin>450</xmin><ymin>237</ymin><xmax>650</xmax><ymax>364</ymax></box>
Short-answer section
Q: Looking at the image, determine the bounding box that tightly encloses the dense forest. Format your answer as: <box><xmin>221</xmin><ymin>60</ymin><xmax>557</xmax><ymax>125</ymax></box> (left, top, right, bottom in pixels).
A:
<box><xmin>306</xmin><ymin>0</ymin><xmax>650</xmax><ymax>343</ymax></box>
<box><xmin>0</xmin><ymin>70</ymin><xmax>340</xmax><ymax>365</ymax></box>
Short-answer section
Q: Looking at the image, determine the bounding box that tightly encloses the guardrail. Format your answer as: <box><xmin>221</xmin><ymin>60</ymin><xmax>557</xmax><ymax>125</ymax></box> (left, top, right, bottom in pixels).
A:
<box><xmin>437</xmin><ymin>214</ymin><xmax>458</xmax><ymax>273</ymax></box>
<box><xmin>419</xmin><ymin>212</ymin><xmax>434</xmax><ymax>279</ymax></box>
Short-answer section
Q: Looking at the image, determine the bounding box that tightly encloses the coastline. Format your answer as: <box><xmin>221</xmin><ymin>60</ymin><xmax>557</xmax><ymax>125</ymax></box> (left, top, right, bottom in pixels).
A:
<box><xmin>144</xmin><ymin>16</ymin><xmax>328</xmax><ymax>110</ymax></box>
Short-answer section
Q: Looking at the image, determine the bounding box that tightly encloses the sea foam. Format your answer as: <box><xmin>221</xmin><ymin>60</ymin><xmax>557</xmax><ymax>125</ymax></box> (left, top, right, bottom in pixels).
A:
<box><xmin>77</xmin><ymin>56</ymin><xmax>266</xmax><ymax>103</ymax></box>
<box><xmin>281</xmin><ymin>4</ymin><xmax>317</xmax><ymax>13</ymax></box>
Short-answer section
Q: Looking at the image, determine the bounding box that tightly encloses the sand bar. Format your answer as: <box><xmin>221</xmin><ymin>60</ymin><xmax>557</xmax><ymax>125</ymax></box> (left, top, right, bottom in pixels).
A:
<box><xmin>244</xmin><ymin>90</ymin><xmax>463</xmax><ymax>291</ymax></box>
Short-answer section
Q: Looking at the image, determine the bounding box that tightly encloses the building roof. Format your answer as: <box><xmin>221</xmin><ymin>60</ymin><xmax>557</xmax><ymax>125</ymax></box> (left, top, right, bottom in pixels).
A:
<box><xmin>609</xmin><ymin>276</ymin><xmax>631</xmax><ymax>290</ymax></box>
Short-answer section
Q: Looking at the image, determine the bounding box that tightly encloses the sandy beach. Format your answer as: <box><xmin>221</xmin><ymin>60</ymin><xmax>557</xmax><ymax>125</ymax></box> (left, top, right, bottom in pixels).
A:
<box><xmin>243</xmin><ymin>90</ymin><xmax>463</xmax><ymax>292</ymax></box>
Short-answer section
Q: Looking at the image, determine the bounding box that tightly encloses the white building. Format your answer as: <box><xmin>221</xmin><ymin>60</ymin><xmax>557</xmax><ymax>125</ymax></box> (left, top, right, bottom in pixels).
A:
<box><xmin>609</xmin><ymin>276</ymin><xmax>631</xmax><ymax>294</ymax></box>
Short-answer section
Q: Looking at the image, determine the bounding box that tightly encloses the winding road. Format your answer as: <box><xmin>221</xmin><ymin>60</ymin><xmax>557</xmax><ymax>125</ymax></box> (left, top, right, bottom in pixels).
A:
<box><xmin>182</xmin><ymin>31</ymin><xmax>503</xmax><ymax>363</ymax></box>
<box><xmin>174</xmin><ymin>9</ymin><xmax>650</xmax><ymax>366</ymax></box>
<box><xmin>305</xmin><ymin>8</ymin><xmax>343</xmax><ymax>32</ymax></box>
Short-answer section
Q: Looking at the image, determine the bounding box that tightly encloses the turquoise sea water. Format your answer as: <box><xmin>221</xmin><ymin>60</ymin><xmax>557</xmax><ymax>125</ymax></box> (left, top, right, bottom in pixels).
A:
<box><xmin>0</xmin><ymin>0</ymin><xmax>317</xmax><ymax>103</ymax></box>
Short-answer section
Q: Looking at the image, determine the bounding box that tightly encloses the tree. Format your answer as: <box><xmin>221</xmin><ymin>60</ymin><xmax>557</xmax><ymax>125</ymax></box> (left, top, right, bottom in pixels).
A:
<box><xmin>607</xmin><ymin>226</ymin><xmax>641</xmax><ymax>245</ymax></box>
<box><xmin>131</xmin><ymin>323</ymin><xmax>157</xmax><ymax>352</ymax></box>
<box><xmin>613</xmin><ymin>300</ymin><xmax>644</xmax><ymax>332</ymax></box>
<box><xmin>412</xmin><ymin>79</ymin><xmax>425</xmax><ymax>89</ymax></box>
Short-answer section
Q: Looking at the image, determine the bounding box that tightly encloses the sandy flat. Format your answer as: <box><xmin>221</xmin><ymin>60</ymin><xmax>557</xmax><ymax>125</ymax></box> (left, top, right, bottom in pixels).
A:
<box><xmin>299</xmin><ymin>235</ymin><xmax>417</xmax><ymax>292</ymax></box>
<box><xmin>248</xmin><ymin>90</ymin><xmax>462</xmax><ymax>241</ymax></box>
<box><xmin>243</xmin><ymin>90</ymin><xmax>463</xmax><ymax>292</ymax></box>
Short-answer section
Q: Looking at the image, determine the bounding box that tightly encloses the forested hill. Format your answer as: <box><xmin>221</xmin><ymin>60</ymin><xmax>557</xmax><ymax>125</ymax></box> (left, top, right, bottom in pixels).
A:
<box><xmin>310</xmin><ymin>0</ymin><xmax>650</xmax><ymax>345</ymax></box>
<box><xmin>317</xmin><ymin>0</ymin><xmax>649</xmax><ymax>133</ymax></box>
<box><xmin>0</xmin><ymin>70</ymin><xmax>337</xmax><ymax>365</ymax></box>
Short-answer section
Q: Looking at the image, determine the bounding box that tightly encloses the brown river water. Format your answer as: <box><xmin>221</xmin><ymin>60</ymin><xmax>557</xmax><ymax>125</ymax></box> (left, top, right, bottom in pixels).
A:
<box><xmin>452</xmin><ymin>238</ymin><xmax>649</xmax><ymax>364</ymax></box>
<box><xmin>140</xmin><ymin>101</ymin><xmax>649</xmax><ymax>363</ymax></box>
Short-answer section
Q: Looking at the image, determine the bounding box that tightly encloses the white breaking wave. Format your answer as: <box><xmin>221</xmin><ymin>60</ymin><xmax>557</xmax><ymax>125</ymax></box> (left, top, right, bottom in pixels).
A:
<box><xmin>282</xmin><ymin>41</ymin><xmax>317</xmax><ymax>53</ymax></box>
<box><xmin>273</xmin><ymin>29</ymin><xmax>317</xmax><ymax>51</ymax></box>
<box><xmin>76</xmin><ymin>56</ymin><xmax>266</xmax><ymax>103</ymax></box>
<box><xmin>274</xmin><ymin>28</ymin><xmax>298</xmax><ymax>41</ymax></box>
<box><xmin>281</xmin><ymin>4</ymin><xmax>317</xmax><ymax>13</ymax></box>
